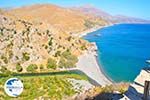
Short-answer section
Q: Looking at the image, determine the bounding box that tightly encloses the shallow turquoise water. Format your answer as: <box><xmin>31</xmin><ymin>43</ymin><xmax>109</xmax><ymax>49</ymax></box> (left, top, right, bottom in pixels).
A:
<box><xmin>84</xmin><ymin>24</ymin><xmax>150</xmax><ymax>82</ymax></box>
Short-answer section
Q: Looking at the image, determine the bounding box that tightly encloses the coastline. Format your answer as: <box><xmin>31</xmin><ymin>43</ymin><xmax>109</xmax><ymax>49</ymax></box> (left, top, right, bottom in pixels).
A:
<box><xmin>78</xmin><ymin>23</ymin><xmax>150</xmax><ymax>85</ymax></box>
<box><xmin>76</xmin><ymin>25</ymin><xmax>114</xmax><ymax>86</ymax></box>
<box><xmin>95</xmin><ymin>51</ymin><xmax>114</xmax><ymax>83</ymax></box>
<box><xmin>76</xmin><ymin>42</ymin><xmax>112</xmax><ymax>86</ymax></box>
<box><xmin>77</xmin><ymin>26</ymin><xmax>103</xmax><ymax>38</ymax></box>
<box><xmin>78</xmin><ymin>24</ymin><xmax>114</xmax><ymax>38</ymax></box>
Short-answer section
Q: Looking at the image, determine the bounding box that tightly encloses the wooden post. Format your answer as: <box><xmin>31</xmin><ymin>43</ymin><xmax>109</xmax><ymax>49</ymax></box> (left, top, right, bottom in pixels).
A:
<box><xmin>143</xmin><ymin>81</ymin><xmax>150</xmax><ymax>100</ymax></box>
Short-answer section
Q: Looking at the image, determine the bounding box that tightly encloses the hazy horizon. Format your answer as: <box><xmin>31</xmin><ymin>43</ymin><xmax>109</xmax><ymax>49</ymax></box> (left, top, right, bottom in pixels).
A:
<box><xmin>0</xmin><ymin>0</ymin><xmax>150</xmax><ymax>20</ymax></box>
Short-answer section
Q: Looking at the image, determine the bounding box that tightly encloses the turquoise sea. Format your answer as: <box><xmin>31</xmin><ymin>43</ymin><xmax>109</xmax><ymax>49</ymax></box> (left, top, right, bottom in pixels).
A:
<box><xmin>84</xmin><ymin>24</ymin><xmax>150</xmax><ymax>82</ymax></box>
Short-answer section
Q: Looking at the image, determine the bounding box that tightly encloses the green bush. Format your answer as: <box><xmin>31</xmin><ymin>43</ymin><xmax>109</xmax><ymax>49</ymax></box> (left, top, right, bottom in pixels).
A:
<box><xmin>84</xmin><ymin>19</ymin><xmax>95</xmax><ymax>29</ymax></box>
<box><xmin>0</xmin><ymin>66</ymin><xmax>7</xmax><ymax>73</ymax></box>
<box><xmin>59</xmin><ymin>51</ymin><xmax>78</xmax><ymax>68</ymax></box>
<box><xmin>67</xmin><ymin>54</ymin><xmax>78</xmax><ymax>63</ymax></box>
<box><xmin>58</xmin><ymin>58</ymin><xmax>66</xmax><ymax>68</ymax></box>
<box><xmin>62</xmin><ymin>50</ymin><xmax>71</xmax><ymax>59</ymax></box>
<box><xmin>47</xmin><ymin>58</ymin><xmax>57</xmax><ymax>69</ymax></box>
<box><xmin>26</xmin><ymin>64</ymin><xmax>38</xmax><ymax>72</ymax></box>
<box><xmin>54</xmin><ymin>51</ymin><xmax>61</xmax><ymax>57</ymax></box>
<box><xmin>16</xmin><ymin>63</ymin><xmax>23</xmax><ymax>72</ymax></box>
<box><xmin>80</xmin><ymin>45</ymin><xmax>87</xmax><ymax>50</ymax></box>
<box><xmin>67</xmin><ymin>36</ymin><xmax>72</xmax><ymax>41</ymax></box>
<box><xmin>48</xmin><ymin>37</ymin><xmax>53</xmax><ymax>46</ymax></box>
<box><xmin>46</xmin><ymin>30</ymin><xmax>50</xmax><ymax>35</ymax></box>
<box><xmin>23</xmin><ymin>52</ymin><xmax>30</xmax><ymax>61</ymax></box>
<box><xmin>63</xmin><ymin>51</ymin><xmax>78</xmax><ymax>62</ymax></box>
<box><xmin>39</xmin><ymin>64</ymin><xmax>44</xmax><ymax>70</ymax></box>
<box><xmin>0</xmin><ymin>66</ymin><xmax>12</xmax><ymax>76</ymax></box>
<box><xmin>66</xmin><ymin>60</ymin><xmax>77</xmax><ymax>68</ymax></box>
<box><xmin>1</xmin><ymin>56</ymin><xmax>8</xmax><ymax>64</ymax></box>
<box><xmin>0</xmin><ymin>32</ymin><xmax>3</xmax><ymax>36</ymax></box>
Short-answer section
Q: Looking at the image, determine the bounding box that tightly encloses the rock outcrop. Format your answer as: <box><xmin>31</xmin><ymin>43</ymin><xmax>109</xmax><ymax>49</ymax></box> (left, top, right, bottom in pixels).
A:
<box><xmin>122</xmin><ymin>68</ymin><xmax>150</xmax><ymax>100</ymax></box>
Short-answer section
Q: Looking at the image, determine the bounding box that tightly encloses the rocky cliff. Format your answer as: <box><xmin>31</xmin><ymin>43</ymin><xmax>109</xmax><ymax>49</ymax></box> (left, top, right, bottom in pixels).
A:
<box><xmin>122</xmin><ymin>68</ymin><xmax>150</xmax><ymax>100</ymax></box>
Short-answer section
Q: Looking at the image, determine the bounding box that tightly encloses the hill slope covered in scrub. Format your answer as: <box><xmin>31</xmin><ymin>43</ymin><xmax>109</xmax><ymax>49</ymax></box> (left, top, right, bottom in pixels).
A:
<box><xmin>0</xmin><ymin>4</ymin><xmax>107</xmax><ymax>73</ymax></box>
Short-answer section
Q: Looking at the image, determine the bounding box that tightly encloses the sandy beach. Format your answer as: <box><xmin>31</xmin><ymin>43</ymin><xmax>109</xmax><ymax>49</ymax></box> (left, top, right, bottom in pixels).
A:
<box><xmin>77</xmin><ymin>26</ymin><xmax>103</xmax><ymax>38</ymax></box>
<box><xmin>77</xmin><ymin>24</ymin><xmax>113</xmax><ymax>38</ymax></box>
<box><xmin>66</xmin><ymin>25</ymin><xmax>113</xmax><ymax>86</ymax></box>
<box><xmin>76</xmin><ymin>42</ymin><xmax>112</xmax><ymax>86</ymax></box>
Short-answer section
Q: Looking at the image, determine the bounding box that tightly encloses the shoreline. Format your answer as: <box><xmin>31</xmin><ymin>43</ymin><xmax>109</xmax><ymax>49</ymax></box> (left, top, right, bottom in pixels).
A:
<box><xmin>95</xmin><ymin>51</ymin><xmax>115</xmax><ymax>83</ymax></box>
<box><xmin>92</xmin><ymin>42</ymin><xmax>114</xmax><ymax>84</ymax></box>
<box><xmin>76</xmin><ymin>25</ymin><xmax>114</xmax><ymax>86</ymax></box>
<box><xmin>78</xmin><ymin>24</ymin><xmax>114</xmax><ymax>38</ymax></box>
<box><xmin>78</xmin><ymin>26</ymin><xmax>103</xmax><ymax>38</ymax></box>
<box><xmin>76</xmin><ymin>42</ymin><xmax>112</xmax><ymax>86</ymax></box>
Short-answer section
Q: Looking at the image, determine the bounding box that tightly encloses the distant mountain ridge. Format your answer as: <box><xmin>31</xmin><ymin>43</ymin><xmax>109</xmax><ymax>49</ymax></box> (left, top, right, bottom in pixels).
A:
<box><xmin>114</xmin><ymin>15</ymin><xmax>150</xmax><ymax>24</ymax></box>
<box><xmin>71</xmin><ymin>5</ymin><xmax>150</xmax><ymax>24</ymax></box>
<box><xmin>7</xmin><ymin>4</ymin><xmax>107</xmax><ymax>33</ymax></box>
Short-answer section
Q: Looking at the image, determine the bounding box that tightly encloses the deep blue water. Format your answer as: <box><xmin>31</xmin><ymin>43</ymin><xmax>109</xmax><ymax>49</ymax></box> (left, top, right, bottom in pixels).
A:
<box><xmin>84</xmin><ymin>24</ymin><xmax>150</xmax><ymax>82</ymax></box>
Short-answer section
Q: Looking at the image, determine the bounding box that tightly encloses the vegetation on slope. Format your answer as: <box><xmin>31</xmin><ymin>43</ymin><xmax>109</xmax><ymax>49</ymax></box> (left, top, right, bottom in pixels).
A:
<box><xmin>0</xmin><ymin>4</ymin><xmax>108</xmax><ymax>73</ymax></box>
<box><xmin>0</xmin><ymin>73</ymin><xmax>88</xmax><ymax>100</ymax></box>
<box><xmin>75</xmin><ymin>83</ymin><xmax>129</xmax><ymax>100</ymax></box>
<box><xmin>58</xmin><ymin>50</ymin><xmax>78</xmax><ymax>68</ymax></box>
<box><xmin>0</xmin><ymin>12</ymin><xmax>89</xmax><ymax>73</ymax></box>
<box><xmin>47</xmin><ymin>58</ymin><xmax>57</xmax><ymax>69</ymax></box>
<box><xmin>0</xmin><ymin>4</ymin><xmax>112</xmax><ymax>100</ymax></box>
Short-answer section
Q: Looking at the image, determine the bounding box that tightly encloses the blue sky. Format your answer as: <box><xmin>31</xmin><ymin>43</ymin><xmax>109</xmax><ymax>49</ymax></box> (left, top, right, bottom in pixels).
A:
<box><xmin>0</xmin><ymin>0</ymin><xmax>150</xmax><ymax>20</ymax></box>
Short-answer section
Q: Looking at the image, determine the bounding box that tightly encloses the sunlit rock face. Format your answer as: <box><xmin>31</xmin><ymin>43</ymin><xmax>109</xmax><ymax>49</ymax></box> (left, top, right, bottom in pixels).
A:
<box><xmin>123</xmin><ymin>68</ymin><xmax>150</xmax><ymax>100</ymax></box>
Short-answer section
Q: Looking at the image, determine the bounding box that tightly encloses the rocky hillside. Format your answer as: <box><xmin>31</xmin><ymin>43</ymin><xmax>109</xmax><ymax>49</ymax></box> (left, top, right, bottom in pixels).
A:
<box><xmin>123</xmin><ymin>68</ymin><xmax>150</xmax><ymax>100</ymax></box>
<box><xmin>8</xmin><ymin>4</ymin><xmax>107</xmax><ymax>34</ymax></box>
<box><xmin>0</xmin><ymin>4</ymin><xmax>107</xmax><ymax>73</ymax></box>
<box><xmin>74</xmin><ymin>83</ymin><xmax>129</xmax><ymax>100</ymax></box>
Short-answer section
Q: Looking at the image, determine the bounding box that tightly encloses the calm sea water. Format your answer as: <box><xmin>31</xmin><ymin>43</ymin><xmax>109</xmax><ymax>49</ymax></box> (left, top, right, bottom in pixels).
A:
<box><xmin>84</xmin><ymin>24</ymin><xmax>150</xmax><ymax>82</ymax></box>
